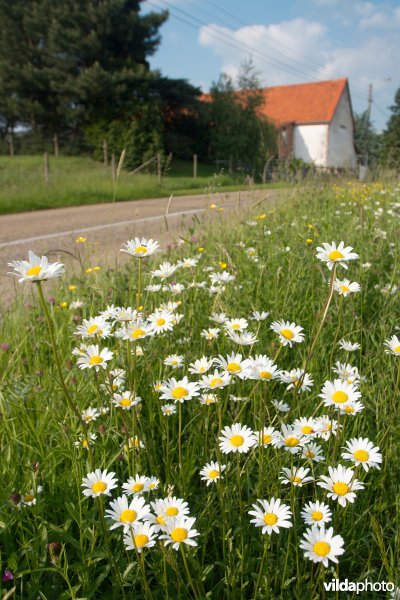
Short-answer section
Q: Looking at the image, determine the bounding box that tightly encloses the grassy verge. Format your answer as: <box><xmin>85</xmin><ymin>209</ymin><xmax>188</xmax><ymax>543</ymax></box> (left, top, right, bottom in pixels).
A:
<box><xmin>0</xmin><ymin>155</ymin><xmax>286</xmax><ymax>215</ymax></box>
<box><xmin>0</xmin><ymin>183</ymin><xmax>398</xmax><ymax>598</ymax></box>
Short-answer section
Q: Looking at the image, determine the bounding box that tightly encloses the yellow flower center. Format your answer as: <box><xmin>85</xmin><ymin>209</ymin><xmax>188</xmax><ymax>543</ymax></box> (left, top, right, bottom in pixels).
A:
<box><xmin>89</xmin><ymin>355</ymin><xmax>103</xmax><ymax>365</ymax></box>
<box><xmin>394</xmin><ymin>345</ymin><xmax>400</xmax><ymax>354</ymax></box>
<box><xmin>305</xmin><ymin>450</ymin><xmax>315</xmax><ymax>458</ymax></box>
<box><xmin>232</xmin><ymin>324</ymin><xmax>241</xmax><ymax>330</ymax></box>
<box><xmin>285</xmin><ymin>436</ymin><xmax>300</xmax><ymax>447</ymax></box>
<box><xmin>292</xmin><ymin>476</ymin><xmax>302</xmax><ymax>483</ymax></box>
<box><xmin>262</xmin><ymin>434</ymin><xmax>272</xmax><ymax>444</ymax></box>
<box><xmin>120</xmin><ymin>509</ymin><xmax>137</xmax><ymax>523</ymax></box>
<box><xmin>171</xmin><ymin>528</ymin><xmax>188</xmax><ymax>542</ymax></box>
<box><xmin>328</xmin><ymin>250</ymin><xmax>344</xmax><ymax>261</ymax></box>
<box><xmin>210</xmin><ymin>377</ymin><xmax>223</xmax><ymax>387</ymax></box>
<box><xmin>87</xmin><ymin>324</ymin><xmax>99</xmax><ymax>334</ymax></box>
<box><xmin>259</xmin><ymin>371</ymin><xmax>272</xmax><ymax>379</ymax></box>
<box><xmin>132</xmin><ymin>483</ymin><xmax>144</xmax><ymax>493</ymax></box>
<box><xmin>280</xmin><ymin>328</ymin><xmax>294</xmax><ymax>340</ymax></box>
<box><xmin>312</xmin><ymin>511</ymin><xmax>323</xmax><ymax>521</ymax></box>
<box><xmin>353</xmin><ymin>449</ymin><xmax>369</xmax><ymax>462</ymax></box>
<box><xmin>263</xmin><ymin>513</ymin><xmax>278</xmax><ymax>526</ymax></box>
<box><xmin>120</xmin><ymin>398</ymin><xmax>132</xmax><ymax>407</ymax></box>
<box><xmin>313</xmin><ymin>541</ymin><xmax>331</xmax><ymax>556</ymax></box>
<box><xmin>135</xmin><ymin>534</ymin><xmax>149</xmax><ymax>548</ymax></box>
<box><xmin>172</xmin><ymin>387</ymin><xmax>188</xmax><ymax>399</ymax></box>
<box><xmin>135</xmin><ymin>246</ymin><xmax>148</xmax><ymax>254</ymax></box>
<box><xmin>344</xmin><ymin>406</ymin><xmax>354</xmax><ymax>414</ymax></box>
<box><xmin>332</xmin><ymin>390</ymin><xmax>349</xmax><ymax>404</ymax></box>
<box><xmin>166</xmin><ymin>507</ymin><xmax>179</xmax><ymax>517</ymax></box>
<box><xmin>92</xmin><ymin>481</ymin><xmax>107</xmax><ymax>493</ymax></box>
<box><xmin>302</xmin><ymin>426</ymin><xmax>314</xmax><ymax>435</ymax></box>
<box><xmin>156</xmin><ymin>318</ymin><xmax>166</xmax><ymax>326</ymax></box>
<box><xmin>24</xmin><ymin>493</ymin><xmax>35</xmax><ymax>502</ymax></box>
<box><xmin>227</xmin><ymin>362</ymin><xmax>241</xmax><ymax>373</ymax></box>
<box><xmin>208</xmin><ymin>469</ymin><xmax>219</xmax><ymax>479</ymax></box>
<box><xmin>339</xmin><ymin>285</ymin><xmax>350</xmax><ymax>293</ymax></box>
<box><xmin>27</xmin><ymin>265</ymin><xmax>42</xmax><ymax>277</ymax></box>
<box><xmin>131</xmin><ymin>328</ymin><xmax>145</xmax><ymax>339</ymax></box>
<box><xmin>230</xmin><ymin>434</ymin><xmax>244</xmax><ymax>447</ymax></box>
<box><xmin>156</xmin><ymin>515</ymin><xmax>166</xmax><ymax>525</ymax></box>
<box><xmin>332</xmin><ymin>481</ymin><xmax>349</xmax><ymax>496</ymax></box>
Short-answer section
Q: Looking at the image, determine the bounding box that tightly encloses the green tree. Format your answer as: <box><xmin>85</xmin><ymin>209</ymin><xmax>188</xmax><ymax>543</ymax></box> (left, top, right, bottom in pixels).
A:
<box><xmin>380</xmin><ymin>88</ymin><xmax>400</xmax><ymax>166</ymax></box>
<box><xmin>353</xmin><ymin>111</ymin><xmax>382</xmax><ymax>167</ymax></box>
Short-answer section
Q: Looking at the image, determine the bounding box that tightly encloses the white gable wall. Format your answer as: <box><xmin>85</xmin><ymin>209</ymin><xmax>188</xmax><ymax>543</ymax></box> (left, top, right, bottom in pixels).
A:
<box><xmin>293</xmin><ymin>124</ymin><xmax>329</xmax><ymax>167</ymax></box>
<box><xmin>327</xmin><ymin>87</ymin><xmax>357</xmax><ymax>168</ymax></box>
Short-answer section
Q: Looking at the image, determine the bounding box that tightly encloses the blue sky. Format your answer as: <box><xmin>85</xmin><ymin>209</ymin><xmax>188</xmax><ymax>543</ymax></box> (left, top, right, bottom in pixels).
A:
<box><xmin>141</xmin><ymin>0</ymin><xmax>400</xmax><ymax>130</ymax></box>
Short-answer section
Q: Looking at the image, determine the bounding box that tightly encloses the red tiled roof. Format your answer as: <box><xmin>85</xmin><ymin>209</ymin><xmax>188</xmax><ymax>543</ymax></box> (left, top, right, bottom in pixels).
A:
<box><xmin>259</xmin><ymin>78</ymin><xmax>348</xmax><ymax>127</ymax></box>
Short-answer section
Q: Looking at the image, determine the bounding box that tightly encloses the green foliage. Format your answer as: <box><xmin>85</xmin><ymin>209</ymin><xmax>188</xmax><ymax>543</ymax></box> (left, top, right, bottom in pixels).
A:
<box><xmin>353</xmin><ymin>111</ymin><xmax>382</xmax><ymax>166</ymax></box>
<box><xmin>380</xmin><ymin>88</ymin><xmax>400</xmax><ymax>166</ymax></box>
<box><xmin>0</xmin><ymin>184</ymin><xmax>399</xmax><ymax>598</ymax></box>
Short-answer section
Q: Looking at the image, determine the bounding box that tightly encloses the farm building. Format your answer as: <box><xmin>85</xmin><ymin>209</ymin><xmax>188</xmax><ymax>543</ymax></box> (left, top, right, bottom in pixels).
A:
<box><xmin>258</xmin><ymin>78</ymin><xmax>357</xmax><ymax>169</ymax></box>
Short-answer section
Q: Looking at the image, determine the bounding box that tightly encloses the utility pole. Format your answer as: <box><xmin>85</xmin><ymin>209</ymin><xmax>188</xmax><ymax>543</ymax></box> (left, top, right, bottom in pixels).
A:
<box><xmin>363</xmin><ymin>83</ymin><xmax>373</xmax><ymax>168</ymax></box>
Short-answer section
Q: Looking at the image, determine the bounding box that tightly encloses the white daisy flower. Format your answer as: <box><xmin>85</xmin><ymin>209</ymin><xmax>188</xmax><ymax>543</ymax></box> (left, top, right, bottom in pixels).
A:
<box><xmin>76</xmin><ymin>345</ymin><xmax>113</xmax><ymax>371</ymax></box>
<box><xmin>223</xmin><ymin>318</ymin><xmax>248</xmax><ymax>333</ymax></box>
<box><xmin>315</xmin><ymin>415</ymin><xmax>340</xmax><ymax>440</ymax></box>
<box><xmin>176</xmin><ymin>257</ymin><xmax>199</xmax><ymax>269</ymax></box>
<box><xmin>145</xmin><ymin>284</ymin><xmax>162</xmax><ymax>292</ymax></box>
<box><xmin>201</xmin><ymin>327</ymin><xmax>220</xmax><ymax>341</ymax></box>
<box><xmin>120</xmin><ymin>237</ymin><xmax>160</xmax><ymax>257</ymax></box>
<box><xmin>293</xmin><ymin>417</ymin><xmax>318</xmax><ymax>438</ymax></box>
<box><xmin>300</xmin><ymin>525</ymin><xmax>344</xmax><ymax>567</ymax></box>
<box><xmin>75</xmin><ymin>316</ymin><xmax>112</xmax><ymax>339</ymax></box>
<box><xmin>123</xmin><ymin>436</ymin><xmax>145</xmax><ymax>452</ymax></box>
<box><xmin>161</xmin><ymin>404</ymin><xmax>177</xmax><ymax>416</ymax></box>
<box><xmin>318</xmin><ymin>464</ymin><xmax>364</xmax><ymax>507</ymax></box>
<box><xmin>146</xmin><ymin>310</ymin><xmax>175</xmax><ymax>335</ymax></box>
<box><xmin>384</xmin><ymin>335</ymin><xmax>400</xmax><ymax>356</ymax></box>
<box><xmin>151</xmin><ymin>261</ymin><xmax>178</xmax><ymax>280</ymax></box>
<box><xmin>272</xmin><ymin>399</ymin><xmax>290</xmax><ymax>412</ymax></box>
<box><xmin>339</xmin><ymin>340</ymin><xmax>361</xmax><ymax>352</ymax></box>
<box><xmin>8</xmin><ymin>251</ymin><xmax>64</xmax><ymax>282</ymax></box>
<box><xmin>258</xmin><ymin>427</ymin><xmax>279</xmax><ymax>447</ymax></box>
<box><xmin>279</xmin><ymin>466</ymin><xmax>314</xmax><ymax>487</ymax></box>
<box><xmin>123</xmin><ymin>522</ymin><xmax>158</xmax><ymax>552</ymax></box>
<box><xmin>164</xmin><ymin>354</ymin><xmax>184</xmax><ymax>368</ymax></box>
<box><xmin>334</xmin><ymin>278</ymin><xmax>361</xmax><ymax>296</ymax></box>
<box><xmin>301</xmin><ymin>442</ymin><xmax>325</xmax><ymax>462</ymax></box>
<box><xmin>301</xmin><ymin>501</ymin><xmax>332</xmax><ymax>527</ymax></box>
<box><xmin>20</xmin><ymin>486</ymin><xmax>43</xmax><ymax>506</ymax></box>
<box><xmin>247</xmin><ymin>356</ymin><xmax>280</xmax><ymax>381</ymax></box>
<box><xmin>81</xmin><ymin>407</ymin><xmax>100</xmax><ymax>423</ymax></box>
<box><xmin>105</xmin><ymin>495</ymin><xmax>151</xmax><ymax>531</ymax></box>
<box><xmin>249</xmin><ymin>310</ymin><xmax>270</xmax><ymax>321</ymax></box>
<box><xmin>214</xmin><ymin>353</ymin><xmax>251</xmax><ymax>379</ymax></box>
<box><xmin>319</xmin><ymin>379</ymin><xmax>361</xmax><ymax>409</ymax></box>
<box><xmin>159</xmin><ymin>516</ymin><xmax>199</xmax><ymax>551</ymax></box>
<box><xmin>122</xmin><ymin>475</ymin><xmax>149</xmax><ymax>496</ymax></box>
<box><xmin>188</xmin><ymin>356</ymin><xmax>214</xmax><ymax>375</ymax></box>
<box><xmin>316</xmin><ymin>241</ymin><xmax>359</xmax><ymax>270</ymax></box>
<box><xmin>219</xmin><ymin>423</ymin><xmax>257</xmax><ymax>454</ymax></box>
<box><xmin>74</xmin><ymin>433</ymin><xmax>97</xmax><ymax>449</ymax></box>
<box><xmin>248</xmin><ymin>498</ymin><xmax>292</xmax><ymax>535</ymax></box>
<box><xmin>82</xmin><ymin>469</ymin><xmax>118</xmax><ymax>498</ymax></box>
<box><xmin>229</xmin><ymin>395</ymin><xmax>248</xmax><ymax>402</ymax></box>
<box><xmin>113</xmin><ymin>391</ymin><xmax>142</xmax><ymax>410</ymax></box>
<box><xmin>332</xmin><ymin>361</ymin><xmax>360</xmax><ymax>385</ymax></box>
<box><xmin>199</xmin><ymin>461</ymin><xmax>226</xmax><ymax>486</ymax></box>
<box><xmin>199</xmin><ymin>393</ymin><xmax>219</xmax><ymax>405</ymax></box>
<box><xmin>159</xmin><ymin>377</ymin><xmax>200</xmax><ymax>403</ymax></box>
<box><xmin>280</xmin><ymin>369</ymin><xmax>314</xmax><ymax>392</ymax></box>
<box><xmin>209</xmin><ymin>312</ymin><xmax>227</xmax><ymax>324</ymax></box>
<box><xmin>341</xmin><ymin>437</ymin><xmax>382</xmax><ymax>472</ymax></box>
<box><xmin>226</xmin><ymin>330</ymin><xmax>258</xmax><ymax>346</ymax></box>
<box><xmin>200</xmin><ymin>369</ymin><xmax>231</xmax><ymax>390</ymax></box>
<box><xmin>116</xmin><ymin>319</ymin><xmax>154</xmax><ymax>342</ymax></box>
<box><xmin>275</xmin><ymin>425</ymin><xmax>304</xmax><ymax>453</ymax></box>
<box><xmin>270</xmin><ymin>320</ymin><xmax>305</xmax><ymax>347</ymax></box>
<box><xmin>338</xmin><ymin>400</ymin><xmax>365</xmax><ymax>416</ymax></box>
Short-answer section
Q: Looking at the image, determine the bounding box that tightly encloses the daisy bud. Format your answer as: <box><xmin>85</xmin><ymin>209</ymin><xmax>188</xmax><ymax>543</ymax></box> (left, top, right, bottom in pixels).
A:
<box><xmin>10</xmin><ymin>492</ymin><xmax>21</xmax><ymax>506</ymax></box>
<box><xmin>48</xmin><ymin>542</ymin><xmax>62</xmax><ymax>564</ymax></box>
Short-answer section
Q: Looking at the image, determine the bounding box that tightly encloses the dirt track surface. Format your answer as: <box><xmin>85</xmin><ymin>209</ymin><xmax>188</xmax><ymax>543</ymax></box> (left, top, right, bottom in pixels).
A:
<box><xmin>0</xmin><ymin>189</ymin><xmax>284</xmax><ymax>305</ymax></box>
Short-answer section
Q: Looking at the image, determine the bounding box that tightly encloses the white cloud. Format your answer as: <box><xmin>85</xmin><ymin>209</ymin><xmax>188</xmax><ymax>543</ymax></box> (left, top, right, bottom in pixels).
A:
<box><xmin>198</xmin><ymin>17</ymin><xmax>398</xmax><ymax>129</ymax></box>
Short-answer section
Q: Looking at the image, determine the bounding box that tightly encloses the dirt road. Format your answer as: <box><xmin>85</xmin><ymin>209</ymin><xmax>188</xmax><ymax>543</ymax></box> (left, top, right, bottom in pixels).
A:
<box><xmin>0</xmin><ymin>189</ymin><xmax>284</xmax><ymax>304</ymax></box>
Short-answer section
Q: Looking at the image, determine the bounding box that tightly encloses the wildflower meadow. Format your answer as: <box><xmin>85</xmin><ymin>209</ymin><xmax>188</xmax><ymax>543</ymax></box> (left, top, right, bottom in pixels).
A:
<box><xmin>1</xmin><ymin>183</ymin><xmax>399</xmax><ymax>599</ymax></box>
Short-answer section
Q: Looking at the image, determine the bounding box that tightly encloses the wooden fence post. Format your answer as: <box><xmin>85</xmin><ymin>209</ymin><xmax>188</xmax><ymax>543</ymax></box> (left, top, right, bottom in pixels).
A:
<box><xmin>53</xmin><ymin>134</ymin><xmax>59</xmax><ymax>157</ymax></box>
<box><xmin>193</xmin><ymin>153</ymin><xmax>197</xmax><ymax>179</ymax></box>
<box><xmin>103</xmin><ymin>139</ymin><xmax>108</xmax><ymax>166</ymax></box>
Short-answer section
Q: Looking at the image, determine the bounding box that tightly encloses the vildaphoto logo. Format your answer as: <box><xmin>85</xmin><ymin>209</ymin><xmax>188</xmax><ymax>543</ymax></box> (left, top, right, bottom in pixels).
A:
<box><xmin>323</xmin><ymin>579</ymin><xmax>395</xmax><ymax>594</ymax></box>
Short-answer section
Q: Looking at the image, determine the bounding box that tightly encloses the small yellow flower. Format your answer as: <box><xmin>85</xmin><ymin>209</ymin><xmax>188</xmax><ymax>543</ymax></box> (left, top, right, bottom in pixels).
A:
<box><xmin>306</xmin><ymin>238</ymin><xmax>313</xmax><ymax>245</ymax></box>
<box><xmin>76</xmin><ymin>236</ymin><xmax>87</xmax><ymax>243</ymax></box>
<box><xmin>217</xmin><ymin>207</ymin><xmax>224</xmax><ymax>212</ymax></box>
<box><xmin>85</xmin><ymin>268</ymin><xmax>93</xmax><ymax>274</ymax></box>
<box><xmin>93</xmin><ymin>266</ymin><xmax>100</xmax><ymax>272</ymax></box>
<box><xmin>219</xmin><ymin>261</ymin><xmax>227</xmax><ymax>269</ymax></box>
<box><xmin>307</xmin><ymin>224</ymin><xmax>314</xmax><ymax>230</ymax></box>
<box><xmin>59</xmin><ymin>301</ymin><xmax>68</xmax><ymax>308</ymax></box>
<box><xmin>256</xmin><ymin>213</ymin><xmax>266</xmax><ymax>220</ymax></box>
<box><xmin>209</xmin><ymin>203</ymin><xmax>217</xmax><ymax>209</ymax></box>
<box><xmin>198</xmin><ymin>247</ymin><xmax>205</xmax><ymax>253</ymax></box>
<box><xmin>68</xmin><ymin>285</ymin><xmax>77</xmax><ymax>292</ymax></box>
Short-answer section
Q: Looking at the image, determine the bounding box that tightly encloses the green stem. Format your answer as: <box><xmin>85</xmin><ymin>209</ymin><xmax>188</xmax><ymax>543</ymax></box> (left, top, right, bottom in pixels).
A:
<box><xmin>137</xmin><ymin>257</ymin><xmax>143</xmax><ymax>310</ymax></box>
<box><xmin>180</xmin><ymin>545</ymin><xmax>200</xmax><ymax>600</ymax></box>
<box><xmin>254</xmin><ymin>537</ymin><xmax>269</xmax><ymax>600</ymax></box>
